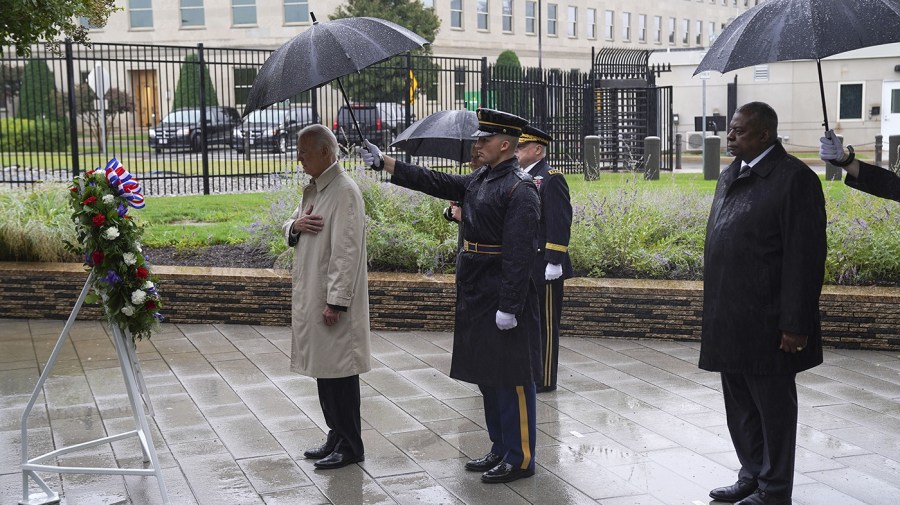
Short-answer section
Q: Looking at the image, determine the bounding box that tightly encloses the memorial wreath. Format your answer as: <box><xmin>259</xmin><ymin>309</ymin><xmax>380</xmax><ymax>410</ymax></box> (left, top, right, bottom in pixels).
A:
<box><xmin>67</xmin><ymin>158</ymin><xmax>162</xmax><ymax>342</ymax></box>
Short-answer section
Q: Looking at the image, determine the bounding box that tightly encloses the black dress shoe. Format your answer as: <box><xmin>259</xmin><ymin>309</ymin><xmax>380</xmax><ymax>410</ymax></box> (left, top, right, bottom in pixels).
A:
<box><xmin>710</xmin><ymin>479</ymin><xmax>758</xmax><ymax>502</ymax></box>
<box><xmin>303</xmin><ymin>434</ymin><xmax>338</xmax><ymax>459</ymax></box>
<box><xmin>480</xmin><ymin>462</ymin><xmax>535</xmax><ymax>483</ymax></box>
<box><xmin>536</xmin><ymin>385</ymin><xmax>557</xmax><ymax>393</ymax></box>
<box><xmin>313</xmin><ymin>450</ymin><xmax>364</xmax><ymax>470</ymax></box>
<box><xmin>465</xmin><ymin>452</ymin><xmax>502</xmax><ymax>472</ymax></box>
<box><xmin>735</xmin><ymin>490</ymin><xmax>790</xmax><ymax>505</ymax></box>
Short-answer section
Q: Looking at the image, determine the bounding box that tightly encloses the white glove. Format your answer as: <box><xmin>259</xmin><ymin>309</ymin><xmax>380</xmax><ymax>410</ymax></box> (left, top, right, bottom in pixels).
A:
<box><xmin>545</xmin><ymin>263</ymin><xmax>563</xmax><ymax>281</ymax></box>
<box><xmin>819</xmin><ymin>130</ymin><xmax>848</xmax><ymax>164</ymax></box>
<box><xmin>495</xmin><ymin>310</ymin><xmax>517</xmax><ymax>330</ymax></box>
<box><xmin>356</xmin><ymin>139</ymin><xmax>384</xmax><ymax>170</ymax></box>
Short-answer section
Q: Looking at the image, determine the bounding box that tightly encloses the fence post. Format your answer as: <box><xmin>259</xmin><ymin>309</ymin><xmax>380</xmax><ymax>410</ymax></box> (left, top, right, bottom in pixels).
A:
<box><xmin>480</xmin><ymin>57</ymin><xmax>488</xmax><ymax>108</ymax></box>
<box><xmin>674</xmin><ymin>133</ymin><xmax>682</xmax><ymax>170</ymax></box>
<box><xmin>584</xmin><ymin>135</ymin><xmax>601</xmax><ymax>181</ymax></box>
<box><xmin>198</xmin><ymin>43</ymin><xmax>210</xmax><ymax>195</ymax></box>
<box><xmin>825</xmin><ymin>134</ymin><xmax>843</xmax><ymax>182</ymax></box>
<box><xmin>645</xmin><ymin>136</ymin><xmax>660</xmax><ymax>180</ymax></box>
<box><xmin>404</xmin><ymin>52</ymin><xmax>412</xmax><ymax>164</ymax></box>
<box><xmin>65</xmin><ymin>40</ymin><xmax>80</xmax><ymax>178</ymax></box>
<box><xmin>875</xmin><ymin>135</ymin><xmax>883</xmax><ymax>166</ymax></box>
<box><xmin>703</xmin><ymin>136</ymin><xmax>721</xmax><ymax>180</ymax></box>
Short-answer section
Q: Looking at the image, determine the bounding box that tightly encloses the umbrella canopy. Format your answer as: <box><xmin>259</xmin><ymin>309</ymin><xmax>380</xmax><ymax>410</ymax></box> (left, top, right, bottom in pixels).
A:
<box><xmin>242</xmin><ymin>13</ymin><xmax>429</xmax><ymax>140</ymax></box>
<box><xmin>390</xmin><ymin>109</ymin><xmax>478</xmax><ymax>163</ymax></box>
<box><xmin>695</xmin><ymin>0</ymin><xmax>900</xmax><ymax>130</ymax></box>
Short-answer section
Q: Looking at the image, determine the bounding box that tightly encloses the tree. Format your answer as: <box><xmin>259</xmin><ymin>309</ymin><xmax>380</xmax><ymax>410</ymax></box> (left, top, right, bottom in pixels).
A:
<box><xmin>71</xmin><ymin>83</ymin><xmax>134</xmax><ymax>149</ymax></box>
<box><xmin>17</xmin><ymin>59</ymin><xmax>61</xmax><ymax>119</ymax></box>
<box><xmin>493</xmin><ymin>51</ymin><xmax>525</xmax><ymax>116</ymax></box>
<box><xmin>330</xmin><ymin>0</ymin><xmax>440</xmax><ymax>103</ymax></box>
<box><xmin>1</xmin><ymin>0</ymin><xmax>117</xmax><ymax>56</ymax></box>
<box><xmin>496</xmin><ymin>50</ymin><xmax>521</xmax><ymax>68</ymax></box>
<box><xmin>172</xmin><ymin>54</ymin><xmax>219</xmax><ymax>110</ymax></box>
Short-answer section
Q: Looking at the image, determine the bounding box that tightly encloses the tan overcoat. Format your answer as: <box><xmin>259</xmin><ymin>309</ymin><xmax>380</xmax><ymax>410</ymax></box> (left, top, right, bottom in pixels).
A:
<box><xmin>282</xmin><ymin>163</ymin><xmax>371</xmax><ymax>378</ymax></box>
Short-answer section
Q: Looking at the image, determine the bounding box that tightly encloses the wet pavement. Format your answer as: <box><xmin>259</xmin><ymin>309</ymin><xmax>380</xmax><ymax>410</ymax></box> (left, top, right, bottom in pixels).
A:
<box><xmin>1</xmin><ymin>318</ymin><xmax>898</xmax><ymax>505</ymax></box>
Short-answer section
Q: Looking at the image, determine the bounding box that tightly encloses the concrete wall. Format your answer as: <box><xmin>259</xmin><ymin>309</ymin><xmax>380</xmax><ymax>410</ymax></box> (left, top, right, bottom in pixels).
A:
<box><xmin>2</xmin><ymin>263</ymin><xmax>898</xmax><ymax>351</ymax></box>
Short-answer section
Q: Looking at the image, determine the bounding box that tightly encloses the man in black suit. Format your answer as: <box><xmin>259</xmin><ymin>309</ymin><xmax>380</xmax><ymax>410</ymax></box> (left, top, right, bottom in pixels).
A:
<box><xmin>702</xmin><ymin>102</ymin><xmax>827</xmax><ymax>505</ymax></box>
<box><xmin>515</xmin><ymin>126</ymin><xmax>573</xmax><ymax>393</ymax></box>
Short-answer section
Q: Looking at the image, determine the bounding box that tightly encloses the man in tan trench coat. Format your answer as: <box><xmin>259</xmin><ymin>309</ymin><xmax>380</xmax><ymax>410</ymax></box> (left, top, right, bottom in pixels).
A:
<box><xmin>282</xmin><ymin>124</ymin><xmax>371</xmax><ymax>470</ymax></box>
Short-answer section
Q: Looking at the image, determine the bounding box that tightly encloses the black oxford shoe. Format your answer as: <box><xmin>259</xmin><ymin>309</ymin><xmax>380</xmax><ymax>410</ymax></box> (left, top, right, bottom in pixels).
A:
<box><xmin>313</xmin><ymin>451</ymin><xmax>364</xmax><ymax>470</ymax></box>
<box><xmin>709</xmin><ymin>480</ymin><xmax>758</xmax><ymax>502</ymax></box>
<box><xmin>735</xmin><ymin>490</ymin><xmax>790</xmax><ymax>505</ymax></box>
<box><xmin>480</xmin><ymin>462</ymin><xmax>535</xmax><ymax>483</ymax></box>
<box><xmin>464</xmin><ymin>452</ymin><xmax>502</xmax><ymax>472</ymax></box>
<box><xmin>303</xmin><ymin>441</ymin><xmax>337</xmax><ymax>460</ymax></box>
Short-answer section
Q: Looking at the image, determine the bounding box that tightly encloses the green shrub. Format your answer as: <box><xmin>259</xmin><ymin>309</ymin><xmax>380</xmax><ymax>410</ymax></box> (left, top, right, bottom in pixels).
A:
<box><xmin>0</xmin><ymin>117</ymin><xmax>70</xmax><ymax>152</ymax></box>
<box><xmin>0</xmin><ymin>183</ymin><xmax>78</xmax><ymax>262</ymax></box>
<box><xmin>0</xmin><ymin>118</ymin><xmax>31</xmax><ymax>151</ymax></box>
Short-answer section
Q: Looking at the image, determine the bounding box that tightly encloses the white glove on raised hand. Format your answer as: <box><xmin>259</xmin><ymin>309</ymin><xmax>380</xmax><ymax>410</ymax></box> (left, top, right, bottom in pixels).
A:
<box><xmin>495</xmin><ymin>310</ymin><xmax>517</xmax><ymax>330</ymax></box>
<box><xmin>545</xmin><ymin>263</ymin><xmax>563</xmax><ymax>281</ymax></box>
<box><xmin>356</xmin><ymin>139</ymin><xmax>384</xmax><ymax>170</ymax></box>
<box><xmin>819</xmin><ymin>129</ymin><xmax>848</xmax><ymax>164</ymax></box>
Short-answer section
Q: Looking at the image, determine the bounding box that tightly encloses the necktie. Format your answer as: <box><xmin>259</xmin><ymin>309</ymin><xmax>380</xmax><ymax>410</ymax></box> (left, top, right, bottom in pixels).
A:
<box><xmin>739</xmin><ymin>163</ymin><xmax>751</xmax><ymax>176</ymax></box>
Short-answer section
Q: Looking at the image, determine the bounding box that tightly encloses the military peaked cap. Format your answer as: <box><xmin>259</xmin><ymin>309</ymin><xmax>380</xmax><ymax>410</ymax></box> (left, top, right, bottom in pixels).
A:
<box><xmin>519</xmin><ymin>125</ymin><xmax>552</xmax><ymax>145</ymax></box>
<box><xmin>473</xmin><ymin>108</ymin><xmax>527</xmax><ymax>137</ymax></box>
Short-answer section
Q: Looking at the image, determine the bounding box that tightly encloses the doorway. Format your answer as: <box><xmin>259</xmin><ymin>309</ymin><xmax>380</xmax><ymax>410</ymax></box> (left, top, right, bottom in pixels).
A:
<box><xmin>881</xmin><ymin>80</ymin><xmax>900</xmax><ymax>154</ymax></box>
<box><xmin>131</xmin><ymin>69</ymin><xmax>159</xmax><ymax>127</ymax></box>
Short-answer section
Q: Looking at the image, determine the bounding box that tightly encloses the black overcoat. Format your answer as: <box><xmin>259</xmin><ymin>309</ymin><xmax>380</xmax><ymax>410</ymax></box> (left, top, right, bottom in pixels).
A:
<box><xmin>526</xmin><ymin>159</ymin><xmax>574</xmax><ymax>283</ymax></box>
<box><xmin>391</xmin><ymin>158</ymin><xmax>543</xmax><ymax>387</ymax></box>
<box><xmin>700</xmin><ymin>143</ymin><xmax>826</xmax><ymax>374</ymax></box>
<box><xmin>845</xmin><ymin>160</ymin><xmax>900</xmax><ymax>202</ymax></box>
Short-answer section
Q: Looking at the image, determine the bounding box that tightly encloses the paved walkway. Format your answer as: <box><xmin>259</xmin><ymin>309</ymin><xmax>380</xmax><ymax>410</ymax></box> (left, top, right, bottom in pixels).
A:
<box><xmin>1</xmin><ymin>319</ymin><xmax>898</xmax><ymax>505</ymax></box>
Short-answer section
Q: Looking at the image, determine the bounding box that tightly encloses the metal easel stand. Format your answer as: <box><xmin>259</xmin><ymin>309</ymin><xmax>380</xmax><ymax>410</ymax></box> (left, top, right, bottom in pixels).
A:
<box><xmin>19</xmin><ymin>272</ymin><xmax>169</xmax><ymax>505</ymax></box>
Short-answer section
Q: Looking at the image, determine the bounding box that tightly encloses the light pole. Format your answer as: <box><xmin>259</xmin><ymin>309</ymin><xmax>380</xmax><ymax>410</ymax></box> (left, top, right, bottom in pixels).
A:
<box><xmin>538</xmin><ymin>0</ymin><xmax>543</xmax><ymax>72</ymax></box>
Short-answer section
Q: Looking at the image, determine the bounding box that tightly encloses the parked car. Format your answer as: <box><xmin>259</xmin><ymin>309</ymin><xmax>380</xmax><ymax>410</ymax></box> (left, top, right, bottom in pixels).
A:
<box><xmin>332</xmin><ymin>104</ymin><xmax>394</xmax><ymax>148</ymax></box>
<box><xmin>375</xmin><ymin>102</ymin><xmax>416</xmax><ymax>136</ymax></box>
<box><xmin>233</xmin><ymin>105</ymin><xmax>319</xmax><ymax>154</ymax></box>
<box><xmin>148</xmin><ymin>106</ymin><xmax>241</xmax><ymax>153</ymax></box>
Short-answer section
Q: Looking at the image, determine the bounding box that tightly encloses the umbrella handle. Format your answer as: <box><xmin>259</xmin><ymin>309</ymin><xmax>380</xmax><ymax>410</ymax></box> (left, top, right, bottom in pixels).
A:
<box><xmin>335</xmin><ymin>77</ymin><xmax>365</xmax><ymax>143</ymax></box>
<box><xmin>817</xmin><ymin>59</ymin><xmax>829</xmax><ymax>132</ymax></box>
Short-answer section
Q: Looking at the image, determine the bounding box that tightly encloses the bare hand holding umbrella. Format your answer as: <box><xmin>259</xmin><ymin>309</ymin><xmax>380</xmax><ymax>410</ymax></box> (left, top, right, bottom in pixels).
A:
<box><xmin>242</xmin><ymin>12</ymin><xmax>429</xmax><ymax>144</ymax></box>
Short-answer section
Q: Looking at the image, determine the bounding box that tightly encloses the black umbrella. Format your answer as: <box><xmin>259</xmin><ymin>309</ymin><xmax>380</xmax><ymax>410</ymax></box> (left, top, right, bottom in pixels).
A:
<box><xmin>390</xmin><ymin>109</ymin><xmax>478</xmax><ymax>162</ymax></box>
<box><xmin>694</xmin><ymin>0</ymin><xmax>900</xmax><ymax>131</ymax></box>
<box><xmin>242</xmin><ymin>12</ymin><xmax>429</xmax><ymax>142</ymax></box>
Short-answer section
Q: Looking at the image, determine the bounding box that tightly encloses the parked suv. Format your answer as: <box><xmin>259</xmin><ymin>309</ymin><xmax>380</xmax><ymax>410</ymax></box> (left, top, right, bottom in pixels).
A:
<box><xmin>149</xmin><ymin>106</ymin><xmax>241</xmax><ymax>153</ymax></box>
<box><xmin>233</xmin><ymin>105</ymin><xmax>319</xmax><ymax>154</ymax></box>
<box><xmin>332</xmin><ymin>104</ymin><xmax>393</xmax><ymax>148</ymax></box>
<box><xmin>375</xmin><ymin>102</ymin><xmax>416</xmax><ymax>137</ymax></box>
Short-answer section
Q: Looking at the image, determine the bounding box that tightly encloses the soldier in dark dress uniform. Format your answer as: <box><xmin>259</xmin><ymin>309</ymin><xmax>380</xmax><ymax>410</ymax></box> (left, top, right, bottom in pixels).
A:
<box><xmin>515</xmin><ymin>126</ymin><xmax>573</xmax><ymax>393</ymax></box>
<box><xmin>820</xmin><ymin>130</ymin><xmax>900</xmax><ymax>202</ymax></box>
<box><xmin>359</xmin><ymin>108</ymin><xmax>542</xmax><ymax>484</ymax></box>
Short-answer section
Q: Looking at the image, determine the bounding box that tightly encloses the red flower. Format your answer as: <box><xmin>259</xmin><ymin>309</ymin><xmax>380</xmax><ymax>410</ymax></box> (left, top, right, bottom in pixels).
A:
<box><xmin>86</xmin><ymin>170</ymin><xmax>95</xmax><ymax>175</ymax></box>
<box><xmin>145</xmin><ymin>300</ymin><xmax>157</xmax><ymax>310</ymax></box>
<box><xmin>70</xmin><ymin>186</ymin><xmax>78</xmax><ymax>192</ymax></box>
<box><xmin>136</xmin><ymin>267</ymin><xmax>149</xmax><ymax>279</ymax></box>
<box><xmin>83</xmin><ymin>196</ymin><xmax>97</xmax><ymax>206</ymax></box>
<box><xmin>92</xmin><ymin>214</ymin><xmax>106</xmax><ymax>227</ymax></box>
<box><xmin>91</xmin><ymin>250</ymin><xmax>104</xmax><ymax>265</ymax></box>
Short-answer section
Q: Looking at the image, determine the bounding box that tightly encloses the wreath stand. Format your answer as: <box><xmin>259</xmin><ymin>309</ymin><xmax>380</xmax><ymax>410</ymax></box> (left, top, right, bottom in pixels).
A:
<box><xmin>19</xmin><ymin>272</ymin><xmax>169</xmax><ymax>505</ymax></box>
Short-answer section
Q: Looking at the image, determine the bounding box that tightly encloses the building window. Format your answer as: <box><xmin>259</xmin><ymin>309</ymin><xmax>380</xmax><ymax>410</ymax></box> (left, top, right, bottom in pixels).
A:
<box><xmin>604</xmin><ymin>10</ymin><xmax>614</xmax><ymax>41</ymax></box>
<box><xmin>477</xmin><ymin>0</ymin><xmax>489</xmax><ymax>31</ymax></box>
<box><xmin>892</xmin><ymin>89</ymin><xmax>900</xmax><ymax>114</ymax></box>
<box><xmin>586</xmin><ymin>8</ymin><xmax>597</xmax><ymax>39</ymax></box>
<box><xmin>233</xmin><ymin>0</ymin><xmax>256</xmax><ymax>25</ymax></box>
<box><xmin>451</xmin><ymin>0</ymin><xmax>462</xmax><ymax>28</ymax></box>
<box><xmin>454</xmin><ymin>66</ymin><xmax>466</xmax><ymax>102</ymax></box>
<box><xmin>129</xmin><ymin>0</ymin><xmax>154</xmax><ymax>29</ymax></box>
<box><xmin>653</xmin><ymin>16</ymin><xmax>661</xmax><ymax>43</ymax></box>
<box><xmin>568</xmin><ymin>6</ymin><xmax>577</xmax><ymax>38</ymax></box>
<box><xmin>423</xmin><ymin>0</ymin><xmax>434</xmax><ymax>7</ymax></box>
<box><xmin>284</xmin><ymin>0</ymin><xmax>309</xmax><ymax>24</ymax></box>
<box><xmin>181</xmin><ymin>0</ymin><xmax>205</xmax><ymax>27</ymax></box>
<box><xmin>503</xmin><ymin>0</ymin><xmax>513</xmax><ymax>32</ymax></box>
<box><xmin>525</xmin><ymin>1</ymin><xmax>536</xmax><ymax>34</ymax></box>
<box><xmin>79</xmin><ymin>16</ymin><xmax>102</xmax><ymax>30</ymax></box>
<box><xmin>234</xmin><ymin>68</ymin><xmax>257</xmax><ymax>106</ymax></box>
<box><xmin>622</xmin><ymin>12</ymin><xmax>631</xmax><ymax>41</ymax></box>
<box><xmin>548</xmin><ymin>4</ymin><xmax>558</xmax><ymax>36</ymax></box>
<box><xmin>682</xmin><ymin>18</ymin><xmax>690</xmax><ymax>45</ymax></box>
<box><xmin>708</xmin><ymin>21</ymin><xmax>716</xmax><ymax>43</ymax></box>
<box><xmin>668</xmin><ymin>17</ymin><xmax>676</xmax><ymax>44</ymax></box>
<box><xmin>839</xmin><ymin>83</ymin><xmax>864</xmax><ymax>120</ymax></box>
<box><xmin>695</xmin><ymin>20</ymin><xmax>703</xmax><ymax>45</ymax></box>
<box><xmin>638</xmin><ymin>14</ymin><xmax>646</xmax><ymax>42</ymax></box>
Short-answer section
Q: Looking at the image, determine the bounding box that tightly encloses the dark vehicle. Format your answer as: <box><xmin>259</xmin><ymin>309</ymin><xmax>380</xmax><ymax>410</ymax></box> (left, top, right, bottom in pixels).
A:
<box><xmin>332</xmin><ymin>104</ymin><xmax>393</xmax><ymax>148</ymax></box>
<box><xmin>375</xmin><ymin>102</ymin><xmax>416</xmax><ymax>136</ymax></box>
<box><xmin>233</xmin><ymin>106</ymin><xmax>319</xmax><ymax>154</ymax></box>
<box><xmin>149</xmin><ymin>106</ymin><xmax>241</xmax><ymax>153</ymax></box>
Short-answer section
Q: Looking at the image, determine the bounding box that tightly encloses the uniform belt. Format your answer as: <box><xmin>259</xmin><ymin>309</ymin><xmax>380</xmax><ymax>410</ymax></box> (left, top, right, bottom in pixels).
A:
<box><xmin>463</xmin><ymin>240</ymin><xmax>502</xmax><ymax>254</ymax></box>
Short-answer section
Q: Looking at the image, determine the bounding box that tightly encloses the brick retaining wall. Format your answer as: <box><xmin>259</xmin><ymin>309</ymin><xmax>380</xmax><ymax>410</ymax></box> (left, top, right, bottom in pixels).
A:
<box><xmin>1</xmin><ymin>263</ymin><xmax>898</xmax><ymax>350</ymax></box>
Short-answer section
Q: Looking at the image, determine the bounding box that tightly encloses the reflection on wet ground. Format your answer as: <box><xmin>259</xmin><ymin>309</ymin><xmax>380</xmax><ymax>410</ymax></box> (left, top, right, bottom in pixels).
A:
<box><xmin>1</xmin><ymin>319</ymin><xmax>898</xmax><ymax>504</ymax></box>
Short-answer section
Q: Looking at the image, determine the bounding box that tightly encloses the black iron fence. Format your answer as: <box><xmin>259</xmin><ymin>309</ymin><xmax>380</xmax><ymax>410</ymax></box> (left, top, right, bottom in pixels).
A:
<box><xmin>1</xmin><ymin>41</ymin><xmax>644</xmax><ymax>194</ymax></box>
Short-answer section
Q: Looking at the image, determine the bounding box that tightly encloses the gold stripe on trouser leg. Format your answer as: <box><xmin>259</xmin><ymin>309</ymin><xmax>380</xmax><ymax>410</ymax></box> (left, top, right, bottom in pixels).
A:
<box><xmin>544</xmin><ymin>284</ymin><xmax>552</xmax><ymax>386</ymax></box>
<box><xmin>516</xmin><ymin>385</ymin><xmax>532</xmax><ymax>469</ymax></box>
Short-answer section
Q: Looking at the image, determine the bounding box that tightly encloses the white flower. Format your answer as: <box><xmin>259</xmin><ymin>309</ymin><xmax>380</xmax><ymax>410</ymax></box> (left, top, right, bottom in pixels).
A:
<box><xmin>102</xmin><ymin>194</ymin><xmax>115</xmax><ymax>204</ymax></box>
<box><xmin>103</xmin><ymin>227</ymin><xmax>120</xmax><ymax>240</ymax></box>
<box><xmin>100</xmin><ymin>293</ymin><xmax>109</xmax><ymax>303</ymax></box>
<box><xmin>143</xmin><ymin>280</ymin><xmax>154</xmax><ymax>290</ymax></box>
<box><xmin>123</xmin><ymin>252</ymin><xmax>137</xmax><ymax>265</ymax></box>
<box><xmin>131</xmin><ymin>290</ymin><xmax>147</xmax><ymax>305</ymax></box>
<box><xmin>121</xmin><ymin>304</ymin><xmax>135</xmax><ymax>317</ymax></box>
<box><xmin>134</xmin><ymin>242</ymin><xmax>143</xmax><ymax>253</ymax></box>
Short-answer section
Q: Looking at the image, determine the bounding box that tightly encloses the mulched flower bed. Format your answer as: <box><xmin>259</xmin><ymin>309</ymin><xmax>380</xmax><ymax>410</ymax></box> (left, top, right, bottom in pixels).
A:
<box><xmin>145</xmin><ymin>244</ymin><xmax>276</xmax><ymax>269</ymax></box>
